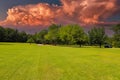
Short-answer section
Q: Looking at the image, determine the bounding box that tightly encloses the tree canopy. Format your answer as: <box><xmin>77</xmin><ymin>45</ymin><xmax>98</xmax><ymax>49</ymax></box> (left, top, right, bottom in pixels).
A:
<box><xmin>0</xmin><ymin>24</ymin><xmax>119</xmax><ymax>48</ymax></box>
<box><xmin>112</xmin><ymin>24</ymin><xmax>120</xmax><ymax>47</ymax></box>
<box><xmin>88</xmin><ymin>27</ymin><xmax>107</xmax><ymax>48</ymax></box>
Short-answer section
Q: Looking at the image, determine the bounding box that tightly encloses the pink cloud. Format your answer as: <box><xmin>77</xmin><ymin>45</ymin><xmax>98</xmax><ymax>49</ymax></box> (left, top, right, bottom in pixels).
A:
<box><xmin>0</xmin><ymin>0</ymin><xmax>119</xmax><ymax>28</ymax></box>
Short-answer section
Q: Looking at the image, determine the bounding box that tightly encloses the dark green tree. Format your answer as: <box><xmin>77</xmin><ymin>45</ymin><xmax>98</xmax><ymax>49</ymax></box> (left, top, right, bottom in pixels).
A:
<box><xmin>0</xmin><ymin>26</ymin><xmax>5</xmax><ymax>41</ymax></box>
<box><xmin>112</xmin><ymin>24</ymin><xmax>120</xmax><ymax>47</ymax></box>
<box><xmin>59</xmin><ymin>24</ymin><xmax>87</xmax><ymax>46</ymax></box>
<box><xmin>88</xmin><ymin>27</ymin><xmax>107</xmax><ymax>48</ymax></box>
<box><xmin>0</xmin><ymin>26</ymin><xmax>29</xmax><ymax>42</ymax></box>
<box><xmin>18</xmin><ymin>31</ymin><xmax>28</xmax><ymax>42</ymax></box>
<box><xmin>45</xmin><ymin>24</ymin><xmax>60</xmax><ymax>45</ymax></box>
<box><xmin>4</xmin><ymin>28</ymin><xmax>19</xmax><ymax>42</ymax></box>
<box><xmin>35</xmin><ymin>30</ymin><xmax>48</xmax><ymax>44</ymax></box>
<box><xmin>27</xmin><ymin>38</ymin><xmax>34</xmax><ymax>44</ymax></box>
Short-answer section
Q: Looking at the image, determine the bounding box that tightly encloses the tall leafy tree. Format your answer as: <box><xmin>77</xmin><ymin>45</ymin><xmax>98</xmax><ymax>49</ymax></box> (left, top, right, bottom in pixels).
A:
<box><xmin>4</xmin><ymin>28</ymin><xmax>18</xmax><ymax>42</ymax></box>
<box><xmin>0</xmin><ymin>26</ymin><xmax>28</xmax><ymax>42</ymax></box>
<box><xmin>18</xmin><ymin>31</ymin><xmax>28</xmax><ymax>42</ymax></box>
<box><xmin>88</xmin><ymin>27</ymin><xmax>107</xmax><ymax>48</ymax></box>
<box><xmin>27</xmin><ymin>38</ymin><xmax>35</xmax><ymax>44</ymax></box>
<box><xmin>112</xmin><ymin>24</ymin><xmax>120</xmax><ymax>47</ymax></box>
<box><xmin>59</xmin><ymin>24</ymin><xmax>87</xmax><ymax>46</ymax></box>
<box><xmin>59</xmin><ymin>25</ymin><xmax>71</xmax><ymax>44</ymax></box>
<box><xmin>45</xmin><ymin>24</ymin><xmax>60</xmax><ymax>45</ymax></box>
<box><xmin>0</xmin><ymin>26</ymin><xmax>5</xmax><ymax>41</ymax></box>
<box><xmin>35</xmin><ymin>29</ymin><xmax>48</xmax><ymax>44</ymax></box>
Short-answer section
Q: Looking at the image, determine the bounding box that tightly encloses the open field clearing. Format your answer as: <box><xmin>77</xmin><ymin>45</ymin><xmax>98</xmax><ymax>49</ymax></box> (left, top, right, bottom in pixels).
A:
<box><xmin>0</xmin><ymin>43</ymin><xmax>120</xmax><ymax>80</ymax></box>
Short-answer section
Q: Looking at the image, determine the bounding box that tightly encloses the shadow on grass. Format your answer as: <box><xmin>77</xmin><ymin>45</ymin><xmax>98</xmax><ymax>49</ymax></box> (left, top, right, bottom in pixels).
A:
<box><xmin>0</xmin><ymin>43</ymin><xmax>15</xmax><ymax>45</ymax></box>
<box><xmin>56</xmin><ymin>45</ymin><xmax>101</xmax><ymax>48</ymax></box>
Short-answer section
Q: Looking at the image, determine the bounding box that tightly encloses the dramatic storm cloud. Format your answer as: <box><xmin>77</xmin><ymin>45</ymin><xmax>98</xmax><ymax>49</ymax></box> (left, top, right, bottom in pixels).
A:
<box><xmin>62</xmin><ymin>0</ymin><xmax>117</xmax><ymax>23</ymax></box>
<box><xmin>0</xmin><ymin>0</ymin><xmax>120</xmax><ymax>30</ymax></box>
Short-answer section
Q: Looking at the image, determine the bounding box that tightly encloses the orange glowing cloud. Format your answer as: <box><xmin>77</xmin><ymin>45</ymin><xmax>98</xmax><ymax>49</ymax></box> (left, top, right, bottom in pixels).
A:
<box><xmin>61</xmin><ymin>0</ymin><xmax>118</xmax><ymax>24</ymax></box>
<box><xmin>0</xmin><ymin>0</ymin><xmax>119</xmax><ymax>27</ymax></box>
<box><xmin>0</xmin><ymin>3</ymin><xmax>59</xmax><ymax>26</ymax></box>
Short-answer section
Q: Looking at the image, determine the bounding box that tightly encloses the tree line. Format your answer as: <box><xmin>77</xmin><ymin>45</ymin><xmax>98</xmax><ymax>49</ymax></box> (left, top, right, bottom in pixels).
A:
<box><xmin>0</xmin><ymin>27</ymin><xmax>28</xmax><ymax>42</ymax></box>
<box><xmin>0</xmin><ymin>24</ymin><xmax>120</xmax><ymax>48</ymax></box>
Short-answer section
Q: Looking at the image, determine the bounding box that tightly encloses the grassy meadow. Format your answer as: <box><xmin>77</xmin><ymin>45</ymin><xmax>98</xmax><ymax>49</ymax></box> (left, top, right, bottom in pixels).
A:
<box><xmin>0</xmin><ymin>43</ymin><xmax>120</xmax><ymax>80</ymax></box>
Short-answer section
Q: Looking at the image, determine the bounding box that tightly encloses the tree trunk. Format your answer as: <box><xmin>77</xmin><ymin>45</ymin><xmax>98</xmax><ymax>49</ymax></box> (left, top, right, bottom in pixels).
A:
<box><xmin>79</xmin><ymin>44</ymin><xmax>82</xmax><ymax>47</ymax></box>
<box><xmin>99</xmin><ymin>43</ymin><xmax>101</xmax><ymax>48</ymax></box>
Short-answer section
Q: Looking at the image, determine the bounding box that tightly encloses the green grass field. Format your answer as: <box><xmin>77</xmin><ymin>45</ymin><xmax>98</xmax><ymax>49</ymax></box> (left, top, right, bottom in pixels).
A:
<box><xmin>0</xmin><ymin>43</ymin><xmax>120</xmax><ymax>80</ymax></box>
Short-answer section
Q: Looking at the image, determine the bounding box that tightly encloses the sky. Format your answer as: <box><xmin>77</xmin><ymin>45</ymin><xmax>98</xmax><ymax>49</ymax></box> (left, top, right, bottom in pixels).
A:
<box><xmin>0</xmin><ymin>0</ymin><xmax>120</xmax><ymax>33</ymax></box>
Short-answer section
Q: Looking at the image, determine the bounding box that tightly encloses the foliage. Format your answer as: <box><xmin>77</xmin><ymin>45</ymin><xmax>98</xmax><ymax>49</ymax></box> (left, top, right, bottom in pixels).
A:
<box><xmin>27</xmin><ymin>38</ymin><xmax>34</xmax><ymax>43</ymax></box>
<box><xmin>112</xmin><ymin>24</ymin><xmax>120</xmax><ymax>47</ymax></box>
<box><xmin>45</xmin><ymin>24</ymin><xmax>60</xmax><ymax>45</ymax></box>
<box><xmin>36</xmin><ymin>30</ymin><xmax>48</xmax><ymax>44</ymax></box>
<box><xmin>88</xmin><ymin>27</ymin><xmax>107</xmax><ymax>48</ymax></box>
<box><xmin>0</xmin><ymin>26</ymin><xmax>28</xmax><ymax>42</ymax></box>
<box><xmin>0</xmin><ymin>26</ymin><xmax>5</xmax><ymax>41</ymax></box>
<box><xmin>0</xmin><ymin>24</ymin><xmax>120</xmax><ymax>48</ymax></box>
<box><xmin>59</xmin><ymin>24</ymin><xmax>87</xmax><ymax>46</ymax></box>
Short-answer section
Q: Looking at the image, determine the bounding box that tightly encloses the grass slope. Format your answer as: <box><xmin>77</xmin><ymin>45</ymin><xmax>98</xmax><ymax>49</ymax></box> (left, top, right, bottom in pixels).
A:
<box><xmin>0</xmin><ymin>43</ymin><xmax>120</xmax><ymax>80</ymax></box>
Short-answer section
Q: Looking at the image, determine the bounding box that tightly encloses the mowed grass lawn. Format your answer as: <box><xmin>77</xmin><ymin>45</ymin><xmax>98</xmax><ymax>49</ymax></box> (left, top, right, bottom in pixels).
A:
<box><xmin>0</xmin><ymin>43</ymin><xmax>120</xmax><ymax>80</ymax></box>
